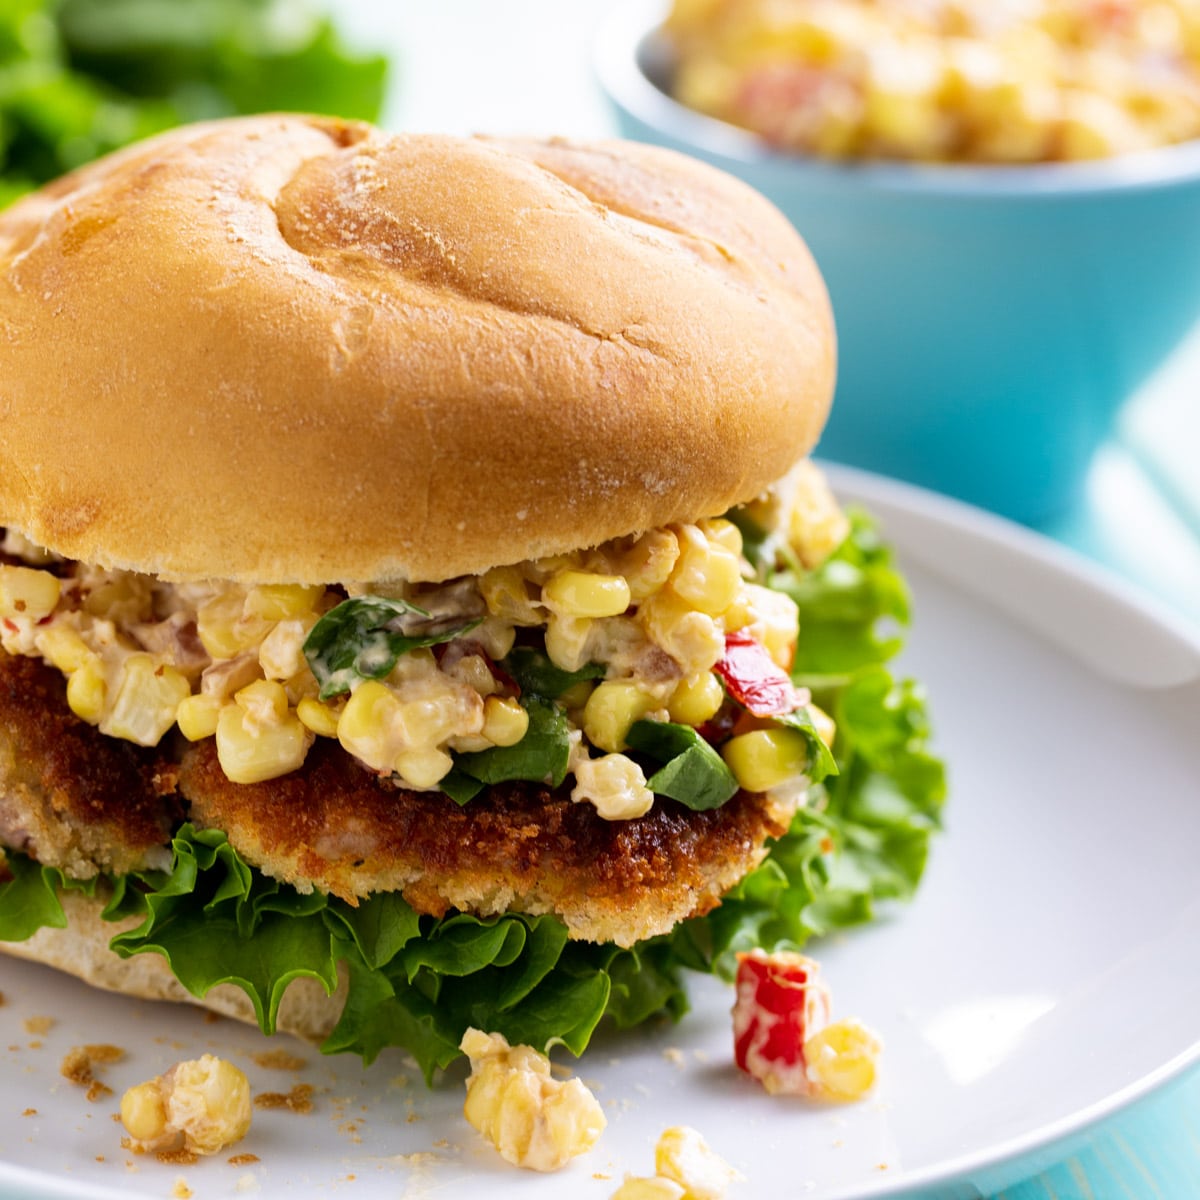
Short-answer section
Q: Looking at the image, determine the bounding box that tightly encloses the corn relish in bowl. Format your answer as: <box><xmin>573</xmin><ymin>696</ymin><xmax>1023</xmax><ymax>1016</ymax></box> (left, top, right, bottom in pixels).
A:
<box><xmin>598</xmin><ymin>0</ymin><xmax>1200</xmax><ymax>524</ymax></box>
<box><xmin>665</xmin><ymin>0</ymin><xmax>1200</xmax><ymax>163</ymax></box>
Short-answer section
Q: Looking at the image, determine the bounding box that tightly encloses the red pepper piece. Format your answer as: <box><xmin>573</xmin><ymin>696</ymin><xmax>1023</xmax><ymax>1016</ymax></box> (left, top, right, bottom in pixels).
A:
<box><xmin>732</xmin><ymin>950</ymin><xmax>831</xmax><ymax>1095</ymax></box>
<box><xmin>713</xmin><ymin>632</ymin><xmax>799</xmax><ymax>717</ymax></box>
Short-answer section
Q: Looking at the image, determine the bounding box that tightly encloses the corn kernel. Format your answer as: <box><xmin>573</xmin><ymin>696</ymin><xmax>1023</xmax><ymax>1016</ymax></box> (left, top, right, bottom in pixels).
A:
<box><xmin>640</xmin><ymin>589</ymin><xmax>724</xmax><ymax>677</ymax></box>
<box><xmin>654</xmin><ymin>1125</ymin><xmax>740</xmax><ymax>1199</ymax></box>
<box><xmin>259</xmin><ymin>616</ymin><xmax>316</xmax><ymax>680</ymax></box>
<box><xmin>572</xmin><ymin>752</ymin><xmax>654</xmax><ymax>820</ymax></box>
<box><xmin>482</xmin><ymin>695</ymin><xmax>530</xmax><ymax>747</ymax></box>
<box><xmin>809</xmin><ymin>702</ymin><xmax>837</xmax><ymax>750</ymax></box>
<box><xmin>613</xmin><ymin>529</ymin><xmax>679</xmax><ymax>602</ymax></box>
<box><xmin>396</xmin><ymin>689</ymin><xmax>472</xmax><ymax>748</ymax></box>
<box><xmin>739</xmin><ymin>583</ymin><xmax>801</xmax><ymax>670</ymax></box>
<box><xmin>297</xmin><ymin>696</ymin><xmax>340</xmax><ymax>737</ymax></box>
<box><xmin>394</xmin><ymin>747</ymin><xmax>453</xmax><ymax>789</ymax></box>
<box><xmin>66</xmin><ymin>657</ymin><xmax>106</xmax><ymax>723</ymax></box>
<box><xmin>82</xmin><ymin>573</ymin><xmax>149</xmax><ymax>622</ymax></box>
<box><xmin>583</xmin><ymin>681</ymin><xmax>658</xmax><ymax>753</ymax></box>
<box><xmin>445</xmin><ymin>652</ymin><xmax>499</xmax><ymax>697</ymax></box>
<box><xmin>667</xmin><ymin>673</ymin><xmax>724</xmax><ymax>727</ymax></box>
<box><xmin>244</xmin><ymin>583</ymin><xmax>323</xmax><ymax>620</ymax></box>
<box><xmin>197</xmin><ymin>592</ymin><xmax>269</xmax><ymax>659</ymax></box>
<box><xmin>558</xmin><ymin>679</ymin><xmax>596</xmax><ymax>711</ymax></box>
<box><xmin>543</xmin><ymin>570</ymin><xmax>631</xmax><ymax>619</ymax></box>
<box><xmin>337</xmin><ymin>679</ymin><xmax>402</xmax><ymax>771</ymax></box>
<box><xmin>121</xmin><ymin>1055</ymin><xmax>252</xmax><ymax>1155</ymax></box>
<box><xmin>101</xmin><ymin>654</ymin><xmax>191</xmax><ymax>746</ymax></box>
<box><xmin>1061</xmin><ymin>89</ymin><xmax>1149</xmax><ymax>159</ymax></box>
<box><xmin>0</xmin><ymin>564</ymin><xmax>60</xmax><ymax>620</ymax></box>
<box><xmin>698</xmin><ymin>518</ymin><xmax>744</xmax><ymax>557</ymax></box>
<box><xmin>234</xmin><ymin>678</ymin><xmax>289</xmax><ymax>728</ymax></box>
<box><xmin>721</xmin><ymin>728</ymin><xmax>810</xmax><ymax>793</ymax></box>
<box><xmin>480</xmin><ymin>565</ymin><xmax>543</xmax><ymax>625</ymax></box>
<box><xmin>544</xmin><ymin>613</ymin><xmax>593</xmax><ymax>673</ymax></box>
<box><xmin>216</xmin><ymin>702</ymin><xmax>310</xmax><ymax>784</ymax></box>
<box><xmin>864</xmin><ymin>45</ymin><xmax>948</xmax><ymax>157</ymax></box>
<box><xmin>36</xmin><ymin>624</ymin><xmax>91</xmax><ymax>673</ymax></box>
<box><xmin>176</xmin><ymin>693</ymin><xmax>221</xmax><ymax>741</ymax></box>
<box><xmin>804</xmin><ymin>1019</ymin><xmax>883</xmax><ymax>1102</ymax></box>
<box><xmin>785</xmin><ymin>462</ymin><xmax>850</xmax><ymax>569</ymax></box>
<box><xmin>460</xmin><ymin>1028</ymin><xmax>606</xmax><ymax>1172</ymax></box>
<box><xmin>610</xmin><ymin>1178</ymin><xmax>687</xmax><ymax>1200</ymax></box>
<box><xmin>473</xmin><ymin>614</ymin><xmax>517</xmax><ymax>660</ymax></box>
<box><xmin>669</xmin><ymin>526</ymin><xmax>742</xmax><ymax>616</ymax></box>
<box><xmin>166</xmin><ymin>1055</ymin><xmax>252</xmax><ymax>1155</ymax></box>
<box><xmin>120</xmin><ymin>1082</ymin><xmax>167</xmax><ymax>1143</ymax></box>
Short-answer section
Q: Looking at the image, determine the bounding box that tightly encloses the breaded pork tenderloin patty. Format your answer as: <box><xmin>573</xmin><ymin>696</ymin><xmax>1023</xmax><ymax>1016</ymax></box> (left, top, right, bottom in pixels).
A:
<box><xmin>0</xmin><ymin>654</ymin><xmax>179</xmax><ymax>878</ymax></box>
<box><xmin>0</xmin><ymin>115</ymin><xmax>857</xmax><ymax>1056</ymax></box>
<box><xmin>0</xmin><ymin>648</ymin><xmax>794</xmax><ymax>950</ymax></box>
<box><xmin>180</xmin><ymin>738</ymin><xmax>796</xmax><ymax>947</ymax></box>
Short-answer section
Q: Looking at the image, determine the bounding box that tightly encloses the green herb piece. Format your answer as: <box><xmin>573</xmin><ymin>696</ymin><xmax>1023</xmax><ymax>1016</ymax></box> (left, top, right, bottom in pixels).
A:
<box><xmin>455</xmin><ymin>697</ymin><xmax>570</xmax><ymax>788</ymax></box>
<box><xmin>772</xmin><ymin>707</ymin><xmax>839</xmax><ymax>782</ymax></box>
<box><xmin>625</xmin><ymin>719</ymin><xmax>739</xmax><ymax>811</ymax></box>
<box><xmin>438</xmin><ymin>767</ymin><xmax>485</xmax><ymax>806</ymax></box>
<box><xmin>303</xmin><ymin>596</ymin><xmax>480</xmax><ymax>699</ymax></box>
<box><xmin>501</xmin><ymin>647</ymin><xmax>604</xmax><ymax>700</ymax></box>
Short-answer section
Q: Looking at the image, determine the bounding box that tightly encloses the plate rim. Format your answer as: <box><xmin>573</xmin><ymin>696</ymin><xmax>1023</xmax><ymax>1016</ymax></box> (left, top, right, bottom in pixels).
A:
<box><xmin>820</xmin><ymin>459</ymin><xmax>1200</xmax><ymax>1198</ymax></box>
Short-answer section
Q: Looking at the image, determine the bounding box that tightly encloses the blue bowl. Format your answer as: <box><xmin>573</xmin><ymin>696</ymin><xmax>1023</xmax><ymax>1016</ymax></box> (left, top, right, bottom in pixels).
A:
<box><xmin>596</xmin><ymin>1</ymin><xmax>1200</xmax><ymax>524</ymax></box>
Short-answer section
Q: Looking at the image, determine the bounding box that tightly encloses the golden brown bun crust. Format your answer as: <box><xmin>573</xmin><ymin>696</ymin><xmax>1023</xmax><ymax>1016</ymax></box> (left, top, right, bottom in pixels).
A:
<box><xmin>0</xmin><ymin>115</ymin><xmax>834</xmax><ymax>583</ymax></box>
<box><xmin>1</xmin><ymin>890</ymin><xmax>345</xmax><ymax>1043</ymax></box>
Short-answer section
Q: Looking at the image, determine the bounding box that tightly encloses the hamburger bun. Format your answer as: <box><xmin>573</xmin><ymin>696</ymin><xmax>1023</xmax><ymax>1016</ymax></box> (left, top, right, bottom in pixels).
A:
<box><xmin>0</xmin><ymin>114</ymin><xmax>834</xmax><ymax>585</ymax></box>
<box><xmin>4</xmin><ymin>890</ymin><xmax>344</xmax><ymax>1043</ymax></box>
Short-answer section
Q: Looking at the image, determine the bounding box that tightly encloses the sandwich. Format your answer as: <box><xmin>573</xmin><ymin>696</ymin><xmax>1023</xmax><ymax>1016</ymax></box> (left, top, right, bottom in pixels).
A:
<box><xmin>0</xmin><ymin>115</ymin><xmax>944</xmax><ymax>1079</ymax></box>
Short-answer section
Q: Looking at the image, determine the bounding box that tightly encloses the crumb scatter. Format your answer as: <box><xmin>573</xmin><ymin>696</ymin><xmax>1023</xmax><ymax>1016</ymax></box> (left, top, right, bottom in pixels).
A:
<box><xmin>253</xmin><ymin>1083</ymin><xmax>314</xmax><ymax>1113</ymax></box>
<box><xmin>61</xmin><ymin>1044</ymin><xmax>125</xmax><ymax>1094</ymax></box>
<box><xmin>158</xmin><ymin>1148</ymin><xmax>200</xmax><ymax>1166</ymax></box>
<box><xmin>250</xmin><ymin>1049</ymin><xmax>306</xmax><ymax>1071</ymax></box>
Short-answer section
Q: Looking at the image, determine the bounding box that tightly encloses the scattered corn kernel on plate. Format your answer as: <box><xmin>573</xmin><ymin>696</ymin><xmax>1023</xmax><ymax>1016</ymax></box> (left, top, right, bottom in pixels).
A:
<box><xmin>3</xmin><ymin>465</ymin><xmax>1200</xmax><ymax>1200</ymax></box>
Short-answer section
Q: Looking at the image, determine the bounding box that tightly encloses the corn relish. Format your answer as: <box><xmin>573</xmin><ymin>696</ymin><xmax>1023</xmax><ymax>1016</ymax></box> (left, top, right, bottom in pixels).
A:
<box><xmin>0</xmin><ymin>462</ymin><xmax>845</xmax><ymax>818</ymax></box>
<box><xmin>666</xmin><ymin>0</ymin><xmax>1200</xmax><ymax>162</ymax></box>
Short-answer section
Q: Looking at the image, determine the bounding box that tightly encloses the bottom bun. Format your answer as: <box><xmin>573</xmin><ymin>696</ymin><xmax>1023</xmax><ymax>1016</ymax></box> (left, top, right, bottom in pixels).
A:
<box><xmin>0</xmin><ymin>890</ymin><xmax>346</xmax><ymax>1044</ymax></box>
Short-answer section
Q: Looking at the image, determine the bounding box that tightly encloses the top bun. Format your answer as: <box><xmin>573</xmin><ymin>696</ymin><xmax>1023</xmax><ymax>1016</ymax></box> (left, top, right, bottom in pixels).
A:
<box><xmin>0</xmin><ymin>115</ymin><xmax>834</xmax><ymax>584</ymax></box>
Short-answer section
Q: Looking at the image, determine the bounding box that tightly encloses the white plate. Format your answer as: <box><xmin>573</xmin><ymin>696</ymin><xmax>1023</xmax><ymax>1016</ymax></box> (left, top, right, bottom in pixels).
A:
<box><xmin>3</xmin><ymin>466</ymin><xmax>1200</xmax><ymax>1200</ymax></box>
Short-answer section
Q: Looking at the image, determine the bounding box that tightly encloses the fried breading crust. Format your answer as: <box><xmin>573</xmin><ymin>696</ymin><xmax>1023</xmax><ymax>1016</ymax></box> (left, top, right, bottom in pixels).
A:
<box><xmin>180</xmin><ymin>739</ymin><xmax>797</xmax><ymax>948</ymax></box>
<box><xmin>0</xmin><ymin>653</ymin><xmax>180</xmax><ymax>877</ymax></box>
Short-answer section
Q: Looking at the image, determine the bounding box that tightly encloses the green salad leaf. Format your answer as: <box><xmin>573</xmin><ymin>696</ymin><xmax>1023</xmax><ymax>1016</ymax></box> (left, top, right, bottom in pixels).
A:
<box><xmin>303</xmin><ymin>596</ymin><xmax>480</xmax><ymax>699</ymax></box>
<box><xmin>1</xmin><ymin>0</ymin><xmax>387</xmax><ymax>205</ymax></box>
<box><xmin>775</xmin><ymin>510</ymin><xmax>912</xmax><ymax>686</ymax></box>
<box><xmin>0</xmin><ymin>510</ymin><xmax>944</xmax><ymax>1081</ymax></box>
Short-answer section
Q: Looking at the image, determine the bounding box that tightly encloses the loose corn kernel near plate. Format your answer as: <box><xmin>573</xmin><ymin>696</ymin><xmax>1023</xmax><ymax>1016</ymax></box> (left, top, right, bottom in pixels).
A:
<box><xmin>460</xmin><ymin>1028</ymin><xmax>606</xmax><ymax>1172</ymax></box>
<box><xmin>612</xmin><ymin>1126</ymin><xmax>741</xmax><ymax>1200</ymax></box>
<box><xmin>120</xmin><ymin>1054</ymin><xmax>251</xmax><ymax>1156</ymax></box>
